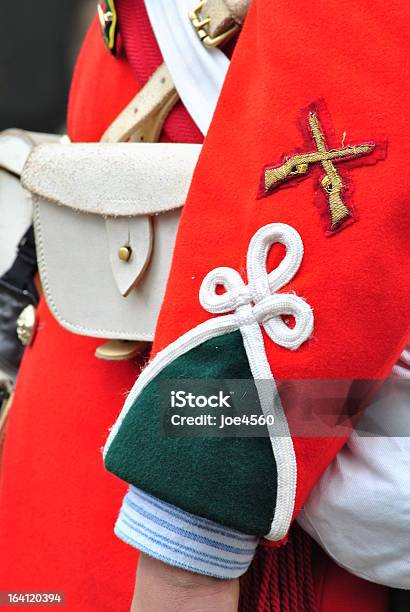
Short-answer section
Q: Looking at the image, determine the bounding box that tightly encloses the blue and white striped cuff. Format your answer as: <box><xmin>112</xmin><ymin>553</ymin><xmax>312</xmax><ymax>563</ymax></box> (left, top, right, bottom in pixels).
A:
<box><xmin>115</xmin><ymin>487</ymin><xmax>259</xmax><ymax>579</ymax></box>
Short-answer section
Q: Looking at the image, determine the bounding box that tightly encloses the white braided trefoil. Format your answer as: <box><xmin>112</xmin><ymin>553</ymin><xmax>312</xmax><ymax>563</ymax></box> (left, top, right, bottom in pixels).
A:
<box><xmin>199</xmin><ymin>223</ymin><xmax>313</xmax><ymax>351</ymax></box>
<box><xmin>104</xmin><ymin>223</ymin><xmax>313</xmax><ymax>541</ymax></box>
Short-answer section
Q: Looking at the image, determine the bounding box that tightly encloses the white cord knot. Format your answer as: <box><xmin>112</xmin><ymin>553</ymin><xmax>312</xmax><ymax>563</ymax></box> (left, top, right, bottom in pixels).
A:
<box><xmin>199</xmin><ymin>223</ymin><xmax>314</xmax><ymax>350</ymax></box>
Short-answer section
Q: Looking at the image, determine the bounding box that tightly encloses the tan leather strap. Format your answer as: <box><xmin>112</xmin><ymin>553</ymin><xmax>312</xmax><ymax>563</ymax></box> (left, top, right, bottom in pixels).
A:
<box><xmin>95</xmin><ymin>340</ymin><xmax>149</xmax><ymax>361</ymax></box>
<box><xmin>101</xmin><ymin>0</ymin><xmax>252</xmax><ymax>144</ymax></box>
<box><xmin>101</xmin><ymin>63</ymin><xmax>179</xmax><ymax>144</ymax></box>
<box><xmin>223</xmin><ymin>0</ymin><xmax>251</xmax><ymax>25</ymax></box>
<box><xmin>189</xmin><ymin>0</ymin><xmax>251</xmax><ymax>45</ymax></box>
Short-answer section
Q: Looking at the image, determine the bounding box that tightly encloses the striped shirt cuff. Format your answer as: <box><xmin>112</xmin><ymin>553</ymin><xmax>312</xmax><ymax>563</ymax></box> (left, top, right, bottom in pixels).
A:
<box><xmin>115</xmin><ymin>487</ymin><xmax>258</xmax><ymax>579</ymax></box>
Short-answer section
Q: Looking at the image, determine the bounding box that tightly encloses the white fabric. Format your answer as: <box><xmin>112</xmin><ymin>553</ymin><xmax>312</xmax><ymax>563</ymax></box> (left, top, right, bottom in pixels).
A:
<box><xmin>144</xmin><ymin>0</ymin><xmax>229</xmax><ymax>135</ymax></box>
<box><xmin>298</xmin><ymin>344</ymin><xmax>410</xmax><ymax>589</ymax></box>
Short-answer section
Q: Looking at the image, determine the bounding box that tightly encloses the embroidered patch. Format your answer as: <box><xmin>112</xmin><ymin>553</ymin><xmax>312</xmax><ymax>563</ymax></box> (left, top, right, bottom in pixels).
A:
<box><xmin>258</xmin><ymin>100</ymin><xmax>387</xmax><ymax>234</ymax></box>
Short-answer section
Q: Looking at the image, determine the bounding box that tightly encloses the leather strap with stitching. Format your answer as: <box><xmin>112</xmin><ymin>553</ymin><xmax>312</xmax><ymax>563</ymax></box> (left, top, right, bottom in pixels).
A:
<box><xmin>101</xmin><ymin>63</ymin><xmax>178</xmax><ymax>144</ymax></box>
<box><xmin>101</xmin><ymin>0</ymin><xmax>251</xmax><ymax>144</ymax></box>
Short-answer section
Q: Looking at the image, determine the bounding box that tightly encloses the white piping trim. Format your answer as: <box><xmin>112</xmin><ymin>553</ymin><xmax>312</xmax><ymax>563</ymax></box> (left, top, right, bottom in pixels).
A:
<box><xmin>104</xmin><ymin>223</ymin><xmax>313</xmax><ymax>540</ymax></box>
<box><xmin>239</xmin><ymin>323</ymin><xmax>297</xmax><ymax>540</ymax></box>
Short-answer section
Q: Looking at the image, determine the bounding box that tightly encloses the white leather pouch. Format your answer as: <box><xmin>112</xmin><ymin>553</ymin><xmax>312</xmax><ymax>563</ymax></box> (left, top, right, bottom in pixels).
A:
<box><xmin>21</xmin><ymin>142</ymin><xmax>201</xmax><ymax>341</ymax></box>
<box><xmin>0</xmin><ymin>130</ymin><xmax>39</xmax><ymax>276</ymax></box>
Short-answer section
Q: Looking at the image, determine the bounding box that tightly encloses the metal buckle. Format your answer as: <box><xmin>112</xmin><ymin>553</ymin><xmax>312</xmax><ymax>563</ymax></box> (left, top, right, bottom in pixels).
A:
<box><xmin>189</xmin><ymin>1</ymin><xmax>239</xmax><ymax>48</ymax></box>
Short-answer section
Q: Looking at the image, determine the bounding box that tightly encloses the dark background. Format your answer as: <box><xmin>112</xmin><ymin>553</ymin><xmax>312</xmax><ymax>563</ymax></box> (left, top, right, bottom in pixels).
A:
<box><xmin>0</xmin><ymin>0</ymin><xmax>95</xmax><ymax>132</ymax></box>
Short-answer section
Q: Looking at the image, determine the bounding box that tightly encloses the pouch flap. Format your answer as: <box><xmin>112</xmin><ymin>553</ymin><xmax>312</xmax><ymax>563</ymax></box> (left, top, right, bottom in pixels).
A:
<box><xmin>22</xmin><ymin>142</ymin><xmax>201</xmax><ymax>217</ymax></box>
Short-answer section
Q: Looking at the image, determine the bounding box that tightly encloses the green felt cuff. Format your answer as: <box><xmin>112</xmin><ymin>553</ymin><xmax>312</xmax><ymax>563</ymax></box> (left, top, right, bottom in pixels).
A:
<box><xmin>105</xmin><ymin>331</ymin><xmax>277</xmax><ymax>536</ymax></box>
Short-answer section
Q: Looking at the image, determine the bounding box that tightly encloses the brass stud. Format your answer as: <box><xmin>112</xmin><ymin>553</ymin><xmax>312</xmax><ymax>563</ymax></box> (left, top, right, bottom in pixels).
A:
<box><xmin>118</xmin><ymin>245</ymin><xmax>132</xmax><ymax>262</ymax></box>
<box><xmin>16</xmin><ymin>305</ymin><xmax>37</xmax><ymax>346</ymax></box>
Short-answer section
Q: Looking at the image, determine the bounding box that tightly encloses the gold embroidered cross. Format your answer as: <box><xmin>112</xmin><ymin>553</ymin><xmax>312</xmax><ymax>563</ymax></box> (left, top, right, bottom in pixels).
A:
<box><xmin>259</xmin><ymin>103</ymin><xmax>382</xmax><ymax>233</ymax></box>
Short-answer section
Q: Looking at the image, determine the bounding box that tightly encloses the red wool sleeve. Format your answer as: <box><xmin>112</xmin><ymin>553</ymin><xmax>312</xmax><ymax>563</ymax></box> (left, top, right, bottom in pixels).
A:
<box><xmin>150</xmin><ymin>0</ymin><xmax>410</xmax><ymax>521</ymax></box>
